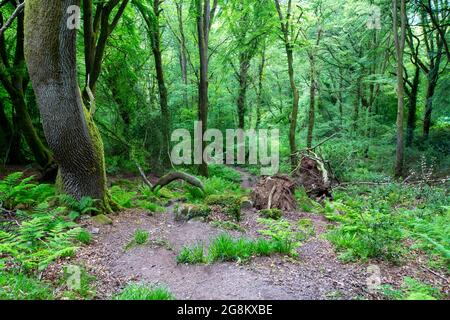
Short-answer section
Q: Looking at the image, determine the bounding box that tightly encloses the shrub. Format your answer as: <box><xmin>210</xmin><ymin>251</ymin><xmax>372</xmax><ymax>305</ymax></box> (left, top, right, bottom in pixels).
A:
<box><xmin>382</xmin><ymin>277</ymin><xmax>442</xmax><ymax>300</ymax></box>
<box><xmin>259</xmin><ymin>208</ymin><xmax>282</xmax><ymax>220</ymax></box>
<box><xmin>115</xmin><ymin>283</ymin><xmax>174</xmax><ymax>300</ymax></box>
<box><xmin>76</xmin><ymin>229</ymin><xmax>92</xmax><ymax>245</ymax></box>
<box><xmin>176</xmin><ymin>244</ymin><xmax>206</xmax><ymax>264</ymax></box>
<box><xmin>134</xmin><ymin>229</ymin><xmax>149</xmax><ymax>245</ymax></box>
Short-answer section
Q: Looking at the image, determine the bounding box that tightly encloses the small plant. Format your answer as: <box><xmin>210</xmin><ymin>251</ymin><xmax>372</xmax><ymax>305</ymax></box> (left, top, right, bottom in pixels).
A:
<box><xmin>176</xmin><ymin>244</ymin><xmax>206</xmax><ymax>264</ymax></box>
<box><xmin>110</xmin><ymin>186</ymin><xmax>137</xmax><ymax>208</ymax></box>
<box><xmin>60</xmin><ymin>266</ymin><xmax>96</xmax><ymax>300</ymax></box>
<box><xmin>76</xmin><ymin>229</ymin><xmax>92</xmax><ymax>245</ymax></box>
<box><xmin>124</xmin><ymin>229</ymin><xmax>149</xmax><ymax>251</ymax></box>
<box><xmin>58</xmin><ymin>195</ymin><xmax>99</xmax><ymax>220</ymax></box>
<box><xmin>0</xmin><ymin>272</ymin><xmax>54</xmax><ymax>300</ymax></box>
<box><xmin>258</xmin><ymin>218</ymin><xmax>302</xmax><ymax>256</ymax></box>
<box><xmin>211</xmin><ymin>220</ymin><xmax>245</xmax><ymax>232</ymax></box>
<box><xmin>0</xmin><ymin>172</ymin><xmax>54</xmax><ymax>210</ymax></box>
<box><xmin>134</xmin><ymin>229</ymin><xmax>149</xmax><ymax>245</ymax></box>
<box><xmin>382</xmin><ymin>277</ymin><xmax>442</xmax><ymax>300</ymax></box>
<box><xmin>114</xmin><ymin>283</ymin><xmax>174</xmax><ymax>300</ymax></box>
<box><xmin>259</xmin><ymin>208</ymin><xmax>282</xmax><ymax>220</ymax></box>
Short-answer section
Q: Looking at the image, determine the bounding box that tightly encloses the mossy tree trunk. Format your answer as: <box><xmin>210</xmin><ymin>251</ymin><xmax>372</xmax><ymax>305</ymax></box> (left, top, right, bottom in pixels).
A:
<box><xmin>24</xmin><ymin>0</ymin><xmax>113</xmax><ymax>211</ymax></box>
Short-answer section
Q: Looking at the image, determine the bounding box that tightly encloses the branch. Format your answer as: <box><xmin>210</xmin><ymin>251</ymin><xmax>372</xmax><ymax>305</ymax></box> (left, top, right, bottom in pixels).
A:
<box><xmin>0</xmin><ymin>1</ymin><xmax>25</xmax><ymax>37</ymax></box>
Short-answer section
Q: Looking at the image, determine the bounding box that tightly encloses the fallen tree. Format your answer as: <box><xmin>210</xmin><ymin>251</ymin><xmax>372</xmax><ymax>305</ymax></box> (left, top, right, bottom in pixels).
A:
<box><xmin>292</xmin><ymin>151</ymin><xmax>332</xmax><ymax>200</ymax></box>
<box><xmin>136</xmin><ymin>163</ymin><xmax>204</xmax><ymax>192</ymax></box>
<box><xmin>251</xmin><ymin>175</ymin><xmax>297</xmax><ymax>211</ymax></box>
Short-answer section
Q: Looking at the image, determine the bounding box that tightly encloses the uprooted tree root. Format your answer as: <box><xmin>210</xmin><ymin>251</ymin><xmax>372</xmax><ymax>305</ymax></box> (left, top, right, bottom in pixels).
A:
<box><xmin>251</xmin><ymin>175</ymin><xmax>297</xmax><ymax>211</ymax></box>
<box><xmin>292</xmin><ymin>151</ymin><xmax>332</xmax><ymax>200</ymax></box>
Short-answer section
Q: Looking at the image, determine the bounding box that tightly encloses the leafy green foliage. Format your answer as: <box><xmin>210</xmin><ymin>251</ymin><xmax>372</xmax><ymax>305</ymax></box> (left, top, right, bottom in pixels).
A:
<box><xmin>124</xmin><ymin>229</ymin><xmax>149</xmax><ymax>251</ymax></box>
<box><xmin>324</xmin><ymin>184</ymin><xmax>449</xmax><ymax>267</ymax></box>
<box><xmin>0</xmin><ymin>208</ymin><xmax>80</xmax><ymax>271</ymax></box>
<box><xmin>76</xmin><ymin>229</ymin><xmax>92</xmax><ymax>245</ymax></box>
<box><xmin>258</xmin><ymin>218</ymin><xmax>303</xmax><ymax>257</ymax></box>
<box><xmin>177</xmin><ymin>244</ymin><xmax>206</xmax><ymax>264</ymax></box>
<box><xmin>0</xmin><ymin>173</ymin><xmax>54</xmax><ymax>210</ymax></box>
<box><xmin>382</xmin><ymin>277</ymin><xmax>443</xmax><ymax>300</ymax></box>
<box><xmin>110</xmin><ymin>185</ymin><xmax>166</xmax><ymax>213</ymax></box>
<box><xmin>0</xmin><ymin>271</ymin><xmax>54</xmax><ymax>300</ymax></box>
<box><xmin>114</xmin><ymin>283</ymin><xmax>174</xmax><ymax>300</ymax></box>
<box><xmin>259</xmin><ymin>208</ymin><xmax>282</xmax><ymax>220</ymax></box>
<box><xmin>58</xmin><ymin>195</ymin><xmax>99</xmax><ymax>220</ymax></box>
<box><xmin>176</xmin><ymin>226</ymin><xmax>305</xmax><ymax>265</ymax></box>
<box><xmin>60</xmin><ymin>266</ymin><xmax>96</xmax><ymax>300</ymax></box>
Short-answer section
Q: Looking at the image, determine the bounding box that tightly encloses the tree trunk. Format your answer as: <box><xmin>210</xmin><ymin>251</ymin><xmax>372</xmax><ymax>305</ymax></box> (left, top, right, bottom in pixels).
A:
<box><xmin>237</xmin><ymin>52</ymin><xmax>250</xmax><ymax>129</ymax></box>
<box><xmin>12</xmin><ymin>92</ymin><xmax>53</xmax><ymax>168</ymax></box>
<box><xmin>196</xmin><ymin>0</ymin><xmax>213</xmax><ymax>177</ymax></box>
<box><xmin>307</xmin><ymin>54</ymin><xmax>316</xmax><ymax>149</ymax></box>
<box><xmin>24</xmin><ymin>0</ymin><xmax>113</xmax><ymax>210</ymax></box>
<box><xmin>393</xmin><ymin>0</ymin><xmax>406</xmax><ymax>177</ymax></box>
<box><xmin>0</xmin><ymin>100</ymin><xmax>12</xmax><ymax>160</ymax></box>
<box><xmin>176</xmin><ymin>1</ymin><xmax>188</xmax><ymax>107</ymax></box>
<box><xmin>406</xmin><ymin>66</ymin><xmax>419</xmax><ymax>147</ymax></box>
<box><xmin>423</xmin><ymin>53</ymin><xmax>442</xmax><ymax>138</ymax></box>
<box><xmin>255</xmin><ymin>47</ymin><xmax>266</xmax><ymax>130</ymax></box>
<box><xmin>287</xmin><ymin>47</ymin><xmax>300</xmax><ymax>169</ymax></box>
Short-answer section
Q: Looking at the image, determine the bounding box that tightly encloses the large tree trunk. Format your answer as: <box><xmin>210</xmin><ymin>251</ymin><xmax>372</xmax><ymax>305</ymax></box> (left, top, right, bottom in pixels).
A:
<box><xmin>406</xmin><ymin>66</ymin><xmax>420</xmax><ymax>147</ymax></box>
<box><xmin>24</xmin><ymin>0</ymin><xmax>112</xmax><ymax>210</ymax></box>
<box><xmin>393</xmin><ymin>0</ymin><xmax>406</xmax><ymax>177</ymax></box>
<box><xmin>196</xmin><ymin>0</ymin><xmax>214</xmax><ymax>177</ymax></box>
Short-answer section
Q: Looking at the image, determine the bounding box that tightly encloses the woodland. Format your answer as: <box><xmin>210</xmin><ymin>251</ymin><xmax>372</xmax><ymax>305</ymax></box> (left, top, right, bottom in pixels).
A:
<box><xmin>0</xmin><ymin>0</ymin><xmax>449</xmax><ymax>300</ymax></box>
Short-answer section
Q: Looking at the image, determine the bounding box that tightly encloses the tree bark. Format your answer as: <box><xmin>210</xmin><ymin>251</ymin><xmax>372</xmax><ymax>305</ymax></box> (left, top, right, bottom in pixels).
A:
<box><xmin>307</xmin><ymin>53</ymin><xmax>316</xmax><ymax>149</ymax></box>
<box><xmin>82</xmin><ymin>0</ymin><xmax>129</xmax><ymax>104</ymax></box>
<box><xmin>135</xmin><ymin>0</ymin><xmax>171</xmax><ymax>168</ymax></box>
<box><xmin>236</xmin><ymin>52</ymin><xmax>250</xmax><ymax>129</ymax></box>
<box><xmin>255</xmin><ymin>46</ymin><xmax>266</xmax><ymax>130</ymax></box>
<box><xmin>176</xmin><ymin>1</ymin><xmax>189</xmax><ymax>107</ymax></box>
<box><xmin>406</xmin><ymin>66</ymin><xmax>420</xmax><ymax>147</ymax></box>
<box><xmin>393</xmin><ymin>0</ymin><xmax>406</xmax><ymax>177</ymax></box>
<box><xmin>275</xmin><ymin>0</ymin><xmax>300</xmax><ymax>170</ymax></box>
<box><xmin>24</xmin><ymin>0</ymin><xmax>113</xmax><ymax>210</ymax></box>
<box><xmin>196</xmin><ymin>0</ymin><xmax>217</xmax><ymax>177</ymax></box>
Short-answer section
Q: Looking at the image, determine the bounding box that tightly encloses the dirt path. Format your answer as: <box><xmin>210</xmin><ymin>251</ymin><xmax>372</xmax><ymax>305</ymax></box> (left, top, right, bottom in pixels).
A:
<box><xmin>71</xmin><ymin>167</ymin><xmax>447</xmax><ymax>300</ymax></box>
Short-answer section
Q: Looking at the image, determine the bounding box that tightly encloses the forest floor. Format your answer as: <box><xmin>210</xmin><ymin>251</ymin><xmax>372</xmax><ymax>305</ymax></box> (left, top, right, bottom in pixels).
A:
<box><xmin>38</xmin><ymin>168</ymin><xmax>447</xmax><ymax>300</ymax></box>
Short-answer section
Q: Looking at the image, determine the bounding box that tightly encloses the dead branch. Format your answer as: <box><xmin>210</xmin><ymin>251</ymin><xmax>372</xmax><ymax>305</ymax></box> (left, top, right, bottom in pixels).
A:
<box><xmin>153</xmin><ymin>171</ymin><xmax>204</xmax><ymax>191</ymax></box>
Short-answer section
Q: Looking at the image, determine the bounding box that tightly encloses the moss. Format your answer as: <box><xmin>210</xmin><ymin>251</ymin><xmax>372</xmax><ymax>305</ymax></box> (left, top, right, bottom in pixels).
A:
<box><xmin>92</xmin><ymin>214</ymin><xmax>113</xmax><ymax>225</ymax></box>
<box><xmin>259</xmin><ymin>208</ymin><xmax>283</xmax><ymax>220</ymax></box>
<box><xmin>176</xmin><ymin>204</ymin><xmax>211</xmax><ymax>221</ymax></box>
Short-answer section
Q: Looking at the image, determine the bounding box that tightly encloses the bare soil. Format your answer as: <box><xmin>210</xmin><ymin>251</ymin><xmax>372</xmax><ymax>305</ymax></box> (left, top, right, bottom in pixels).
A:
<box><xmin>58</xmin><ymin>168</ymin><xmax>449</xmax><ymax>300</ymax></box>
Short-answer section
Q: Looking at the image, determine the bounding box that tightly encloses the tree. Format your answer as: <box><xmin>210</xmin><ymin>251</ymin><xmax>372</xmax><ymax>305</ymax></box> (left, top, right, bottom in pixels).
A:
<box><xmin>195</xmin><ymin>0</ymin><xmax>218</xmax><ymax>177</ymax></box>
<box><xmin>0</xmin><ymin>1</ymin><xmax>54</xmax><ymax>175</ymax></box>
<box><xmin>274</xmin><ymin>0</ymin><xmax>301</xmax><ymax>169</ymax></box>
<box><xmin>393</xmin><ymin>0</ymin><xmax>407</xmax><ymax>177</ymax></box>
<box><xmin>24</xmin><ymin>0</ymin><xmax>113</xmax><ymax>210</ymax></box>
<box><xmin>82</xmin><ymin>0</ymin><xmax>129</xmax><ymax>104</ymax></box>
<box><xmin>134</xmin><ymin>0</ymin><xmax>171</xmax><ymax>168</ymax></box>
